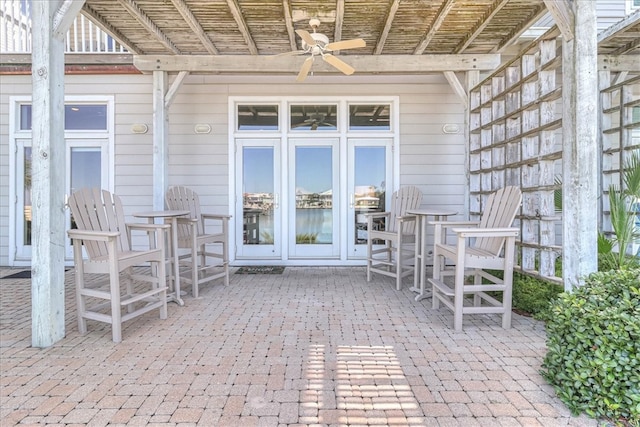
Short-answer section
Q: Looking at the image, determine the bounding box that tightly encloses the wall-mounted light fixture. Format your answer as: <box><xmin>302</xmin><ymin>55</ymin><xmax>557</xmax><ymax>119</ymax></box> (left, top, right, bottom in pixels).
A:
<box><xmin>194</xmin><ymin>124</ymin><xmax>212</xmax><ymax>134</ymax></box>
<box><xmin>131</xmin><ymin>123</ymin><xmax>148</xmax><ymax>134</ymax></box>
<box><xmin>442</xmin><ymin>124</ymin><xmax>460</xmax><ymax>134</ymax></box>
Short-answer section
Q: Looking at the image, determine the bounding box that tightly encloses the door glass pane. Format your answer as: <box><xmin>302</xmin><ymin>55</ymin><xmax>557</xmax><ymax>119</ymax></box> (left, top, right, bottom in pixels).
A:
<box><xmin>295</xmin><ymin>147</ymin><xmax>332</xmax><ymax>244</ymax></box>
<box><xmin>290</xmin><ymin>105</ymin><xmax>337</xmax><ymax>131</ymax></box>
<box><xmin>23</xmin><ymin>147</ymin><xmax>32</xmax><ymax>245</ymax></box>
<box><xmin>243</xmin><ymin>147</ymin><xmax>274</xmax><ymax>244</ymax></box>
<box><xmin>70</xmin><ymin>148</ymin><xmax>102</xmax><ymax>193</ymax></box>
<box><xmin>349</xmin><ymin>104</ymin><xmax>391</xmax><ymax>130</ymax></box>
<box><xmin>354</xmin><ymin>147</ymin><xmax>386</xmax><ymax>244</ymax></box>
<box><xmin>237</xmin><ymin>105</ymin><xmax>279</xmax><ymax>131</ymax></box>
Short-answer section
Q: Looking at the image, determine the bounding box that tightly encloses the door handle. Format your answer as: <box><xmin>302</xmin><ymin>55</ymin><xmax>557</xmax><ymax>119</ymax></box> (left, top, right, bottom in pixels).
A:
<box><xmin>274</xmin><ymin>193</ymin><xmax>279</xmax><ymax>209</ymax></box>
<box><xmin>349</xmin><ymin>193</ymin><xmax>354</xmax><ymax>209</ymax></box>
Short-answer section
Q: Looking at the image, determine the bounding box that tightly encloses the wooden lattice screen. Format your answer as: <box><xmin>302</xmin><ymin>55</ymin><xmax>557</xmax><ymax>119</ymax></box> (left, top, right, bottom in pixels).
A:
<box><xmin>600</xmin><ymin>72</ymin><xmax>640</xmax><ymax>253</ymax></box>
<box><xmin>468</xmin><ymin>28</ymin><xmax>564</xmax><ymax>283</ymax></box>
<box><xmin>469</xmin><ymin>26</ymin><xmax>640</xmax><ymax>282</ymax></box>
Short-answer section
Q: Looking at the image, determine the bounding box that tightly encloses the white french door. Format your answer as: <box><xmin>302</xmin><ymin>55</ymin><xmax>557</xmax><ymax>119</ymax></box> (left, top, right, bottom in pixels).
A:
<box><xmin>347</xmin><ymin>139</ymin><xmax>393</xmax><ymax>258</ymax></box>
<box><xmin>288</xmin><ymin>138</ymin><xmax>340</xmax><ymax>258</ymax></box>
<box><xmin>234</xmin><ymin>138</ymin><xmax>282</xmax><ymax>259</ymax></box>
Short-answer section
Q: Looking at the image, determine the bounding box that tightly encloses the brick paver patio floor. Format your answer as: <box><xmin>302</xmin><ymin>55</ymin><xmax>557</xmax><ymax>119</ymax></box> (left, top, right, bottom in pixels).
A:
<box><xmin>1</xmin><ymin>266</ymin><xmax>599</xmax><ymax>426</ymax></box>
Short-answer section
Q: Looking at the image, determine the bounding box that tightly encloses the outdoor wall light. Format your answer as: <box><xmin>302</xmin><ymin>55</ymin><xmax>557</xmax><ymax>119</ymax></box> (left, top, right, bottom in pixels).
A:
<box><xmin>131</xmin><ymin>123</ymin><xmax>148</xmax><ymax>134</ymax></box>
<box><xmin>442</xmin><ymin>124</ymin><xmax>460</xmax><ymax>134</ymax></box>
<box><xmin>194</xmin><ymin>124</ymin><xmax>212</xmax><ymax>134</ymax></box>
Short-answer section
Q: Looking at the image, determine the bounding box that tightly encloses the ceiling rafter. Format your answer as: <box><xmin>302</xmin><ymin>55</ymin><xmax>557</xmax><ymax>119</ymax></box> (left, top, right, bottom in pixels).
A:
<box><xmin>226</xmin><ymin>0</ymin><xmax>258</xmax><ymax>55</ymax></box>
<box><xmin>282</xmin><ymin>0</ymin><xmax>297</xmax><ymax>51</ymax></box>
<box><xmin>454</xmin><ymin>0</ymin><xmax>509</xmax><ymax>53</ymax></box>
<box><xmin>374</xmin><ymin>0</ymin><xmax>401</xmax><ymax>55</ymax></box>
<box><xmin>611</xmin><ymin>37</ymin><xmax>640</xmax><ymax>55</ymax></box>
<box><xmin>413</xmin><ymin>0</ymin><xmax>456</xmax><ymax>55</ymax></box>
<box><xmin>170</xmin><ymin>0</ymin><xmax>218</xmax><ymax>54</ymax></box>
<box><xmin>119</xmin><ymin>0</ymin><xmax>180</xmax><ymax>54</ymax></box>
<box><xmin>598</xmin><ymin>9</ymin><xmax>640</xmax><ymax>43</ymax></box>
<box><xmin>333</xmin><ymin>0</ymin><xmax>345</xmax><ymax>52</ymax></box>
<box><xmin>81</xmin><ymin>4</ymin><xmax>139</xmax><ymax>54</ymax></box>
<box><xmin>494</xmin><ymin>5</ymin><xmax>548</xmax><ymax>53</ymax></box>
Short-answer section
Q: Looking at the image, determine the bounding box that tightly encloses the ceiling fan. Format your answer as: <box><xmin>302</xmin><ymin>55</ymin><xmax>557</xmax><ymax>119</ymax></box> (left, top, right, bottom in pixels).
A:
<box><xmin>284</xmin><ymin>18</ymin><xmax>366</xmax><ymax>82</ymax></box>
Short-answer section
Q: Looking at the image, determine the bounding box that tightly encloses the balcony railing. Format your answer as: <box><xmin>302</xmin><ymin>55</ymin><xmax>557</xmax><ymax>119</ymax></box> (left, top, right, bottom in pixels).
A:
<box><xmin>1</xmin><ymin>0</ymin><xmax>127</xmax><ymax>54</ymax></box>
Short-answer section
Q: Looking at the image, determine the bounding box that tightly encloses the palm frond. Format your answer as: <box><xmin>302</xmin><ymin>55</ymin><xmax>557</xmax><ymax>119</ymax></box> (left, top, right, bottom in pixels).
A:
<box><xmin>622</xmin><ymin>150</ymin><xmax>640</xmax><ymax>199</ymax></box>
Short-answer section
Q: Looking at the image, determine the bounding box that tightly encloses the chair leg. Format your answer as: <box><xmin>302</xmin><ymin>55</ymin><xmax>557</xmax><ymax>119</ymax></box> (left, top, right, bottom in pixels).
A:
<box><xmin>191</xmin><ymin>239</ymin><xmax>199</xmax><ymax>298</ymax></box>
<box><xmin>155</xmin><ymin>258</ymin><xmax>168</xmax><ymax>320</ymax></box>
<box><xmin>432</xmin><ymin>250</ymin><xmax>442</xmax><ymax>310</ymax></box>
<box><xmin>453</xmin><ymin>255</ymin><xmax>466</xmax><ymax>332</ymax></box>
<box><xmin>74</xmin><ymin>258</ymin><xmax>88</xmax><ymax>336</ymax></box>
<box><xmin>502</xmin><ymin>268</ymin><xmax>513</xmax><ymax>329</ymax></box>
<box><xmin>110</xmin><ymin>272</ymin><xmax>122</xmax><ymax>343</ymax></box>
<box><xmin>222</xmin><ymin>241</ymin><xmax>229</xmax><ymax>286</ymax></box>
<box><xmin>366</xmin><ymin>236</ymin><xmax>373</xmax><ymax>282</ymax></box>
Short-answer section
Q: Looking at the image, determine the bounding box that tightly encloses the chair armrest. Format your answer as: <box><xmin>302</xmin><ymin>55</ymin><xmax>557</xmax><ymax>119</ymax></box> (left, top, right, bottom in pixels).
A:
<box><xmin>451</xmin><ymin>227</ymin><xmax>519</xmax><ymax>238</ymax></box>
<box><xmin>363</xmin><ymin>211</ymin><xmax>390</xmax><ymax>219</ymax></box>
<box><xmin>429</xmin><ymin>220</ymin><xmax>479</xmax><ymax>227</ymax></box>
<box><xmin>126</xmin><ymin>223</ymin><xmax>170</xmax><ymax>232</ymax></box>
<box><xmin>397</xmin><ymin>215</ymin><xmax>417</xmax><ymax>222</ymax></box>
<box><xmin>67</xmin><ymin>229</ymin><xmax>119</xmax><ymax>242</ymax></box>
<box><xmin>202</xmin><ymin>213</ymin><xmax>232</xmax><ymax>222</ymax></box>
<box><xmin>176</xmin><ymin>217</ymin><xmax>198</xmax><ymax>225</ymax></box>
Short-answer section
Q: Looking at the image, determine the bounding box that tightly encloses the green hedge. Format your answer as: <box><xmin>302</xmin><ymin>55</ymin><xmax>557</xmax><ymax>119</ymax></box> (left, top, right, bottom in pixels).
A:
<box><xmin>541</xmin><ymin>268</ymin><xmax>640</xmax><ymax>425</ymax></box>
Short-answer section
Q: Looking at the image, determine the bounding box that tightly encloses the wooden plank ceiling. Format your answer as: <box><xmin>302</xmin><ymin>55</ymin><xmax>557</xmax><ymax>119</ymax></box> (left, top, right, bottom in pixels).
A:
<box><xmin>82</xmin><ymin>0</ymin><xmax>551</xmax><ymax>57</ymax></box>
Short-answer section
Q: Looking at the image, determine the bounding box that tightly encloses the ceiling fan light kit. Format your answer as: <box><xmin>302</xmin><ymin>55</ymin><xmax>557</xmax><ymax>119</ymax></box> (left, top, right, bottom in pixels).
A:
<box><xmin>284</xmin><ymin>18</ymin><xmax>366</xmax><ymax>82</ymax></box>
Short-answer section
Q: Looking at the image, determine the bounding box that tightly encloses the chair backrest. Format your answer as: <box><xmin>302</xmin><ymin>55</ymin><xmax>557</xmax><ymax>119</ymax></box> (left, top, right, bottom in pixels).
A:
<box><xmin>475</xmin><ymin>186</ymin><xmax>522</xmax><ymax>255</ymax></box>
<box><xmin>165</xmin><ymin>186</ymin><xmax>204</xmax><ymax>237</ymax></box>
<box><xmin>68</xmin><ymin>188</ymin><xmax>130</xmax><ymax>259</ymax></box>
<box><xmin>388</xmin><ymin>185</ymin><xmax>423</xmax><ymax>234</ymax></box>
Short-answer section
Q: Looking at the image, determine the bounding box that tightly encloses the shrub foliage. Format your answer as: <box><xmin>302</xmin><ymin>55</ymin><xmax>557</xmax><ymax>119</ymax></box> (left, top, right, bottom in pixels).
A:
<box><xmin>541</xmin><ymin>268</ymin><xmax>640</xmax><ymax>425</ymax></box>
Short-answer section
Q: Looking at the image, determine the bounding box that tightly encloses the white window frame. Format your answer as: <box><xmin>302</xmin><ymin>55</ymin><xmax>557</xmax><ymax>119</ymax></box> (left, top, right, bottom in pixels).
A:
<box><xmin>8</xmin><ymin>95</ymin><xmax>115</xmax><ymax>266</ymax></box>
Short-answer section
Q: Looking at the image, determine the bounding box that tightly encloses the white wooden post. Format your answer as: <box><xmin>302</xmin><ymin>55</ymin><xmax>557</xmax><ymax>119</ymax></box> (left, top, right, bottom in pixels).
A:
<box><xmin>153</xmin><ymin>70</ymin><xmax>169</xmax><ymax>210</ymax></box>
<box><xmin>30</xmin><ymin>0</ymin><xmax>85</xmax><ymax>347</ymax></box>
<box><xmin>562</xmin><ymin>0</ymin><xmax>598</xmax><ymax>290</ymax></box>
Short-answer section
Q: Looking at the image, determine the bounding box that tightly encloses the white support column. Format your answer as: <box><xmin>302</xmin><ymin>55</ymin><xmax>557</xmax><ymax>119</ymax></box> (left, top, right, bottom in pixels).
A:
<box><xmin>153</xmin><ymin>70</ymin><xmax>169</xmax><ymax>210</ymax></box>
<box><xmin>30</xmin><ymin>0</ymin><xmax>68</xmax><ymax>347</ymax></box>
<box><xmin>562</xmin><ymin>0</ymin><xmax>598</xmax><ymax>290</ymax></box>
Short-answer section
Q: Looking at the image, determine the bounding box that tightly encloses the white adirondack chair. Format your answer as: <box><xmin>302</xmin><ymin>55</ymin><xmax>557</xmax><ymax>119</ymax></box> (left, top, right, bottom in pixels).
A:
<box><xmin>67</xmin><ymin>188</ymin><xmax>169</xmax><ymax>343</ymax></box>
<box><xmin>366</xmin><ymin>185</ymin><xmax>423</xmax><ymax>290</ymax></box>
<box><xmin>429</xmin><ymin>186</ymin><xmax>522</xmax><ymax>331</ymax></box>
<box><xmin>165</xmin><ymin>186</ymin><xmax>231</xmax><ymax>298</ymax></box>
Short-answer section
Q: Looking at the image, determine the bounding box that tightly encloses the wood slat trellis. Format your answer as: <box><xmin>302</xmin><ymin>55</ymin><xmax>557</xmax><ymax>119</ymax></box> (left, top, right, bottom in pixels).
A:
<box><xmin>468</xmin><ymin>28</ymin><xmax>563</xmax><ymax>282</ymax></box>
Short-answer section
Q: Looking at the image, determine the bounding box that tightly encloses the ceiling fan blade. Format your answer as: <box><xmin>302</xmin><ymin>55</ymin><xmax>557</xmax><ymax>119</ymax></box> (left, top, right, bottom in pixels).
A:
<box><xmin>295</xmin><ymin>29</ymin><xmax>317</xmax><ymax>46</ymax></box>
<box><xmin>297</xmin><ymin>57</ymin><xmax>314</xmax><ymax>82</ymax></box>
<box><xmin>322</xmin><ymin>54</ymin><xmax>355</xmax><ymax>75</ymax></box>
<box><xmin>325</xmin><ymin>38</ymin><xmax>366</xmax><ymax>51</ymax></box>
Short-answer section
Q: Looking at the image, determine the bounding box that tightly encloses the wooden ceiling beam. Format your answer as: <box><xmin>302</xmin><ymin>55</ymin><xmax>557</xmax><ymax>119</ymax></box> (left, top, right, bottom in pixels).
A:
<box><xmin>81</xmin><ymin>4</ymin><xmax>139</xmax><ymax>54</ymax></box>
<box><xmin>282</xmin><ymin>0</ymin><xmax>297</xmax><ymax>51</ymax></box>
<box><xmin>610</xmin><ymin>38</ymin><xmax>640</xmax><ymax>55</ymax></box>
<box><xmin>414</xmin><ymin>0</ymin><xmax>456</xmax><ymax>55</ymax></box>
<box><xmin>334</xmin><ymin>0</ymin><xmax>344</xmax><ymax>52</ymax></box>
<box><xmin>119</xmin><ymin>0</ymin><xmax>180</xmax><ymax>54</ymax></box>
<box><xmin>454</xmin><ymin>0</ymin><xmax>509</xmax><ymax>53</ymax></box>
<box><xmin>543</xmin><ymin>0</ymin><xmax>574</xmax><ymax>41</ymax></box>
<box><xmin>374</xmin><ymin>0</ymin><xmax>401</xmax><ymax>55</ymax></box>
<box><xmin>170</xmin><ymin>0</ymin><xmax>218</xmax><ymax>54</ymax></box>
<box><xmin>133</xmin><ymin>54</ymin><xmax>501</xmax><ymax>73</ymax></box>
<box><xmin>494</xmin><ymin>5</ymin><xmax>548</xmax><ymax>53</ymax></box>
<box><xmin>226</xmin><ymin>0</ymin><xmax>258</xmax><ymax>55</ymax></box>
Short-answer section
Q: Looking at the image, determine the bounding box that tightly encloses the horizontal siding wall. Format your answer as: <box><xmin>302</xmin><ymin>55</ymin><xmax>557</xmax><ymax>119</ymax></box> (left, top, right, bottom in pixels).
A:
<box><xmin>0</xmin><ymin>72</ymin><xmax>465</xmax><ymax>265</ymax></box>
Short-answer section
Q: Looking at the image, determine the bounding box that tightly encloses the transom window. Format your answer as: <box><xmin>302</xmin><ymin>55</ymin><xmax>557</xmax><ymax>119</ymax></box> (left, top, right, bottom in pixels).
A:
<box><xmin>19</xmin><ymin>104</ymin><xmax>108</xmax><ymax>130</ymax></box>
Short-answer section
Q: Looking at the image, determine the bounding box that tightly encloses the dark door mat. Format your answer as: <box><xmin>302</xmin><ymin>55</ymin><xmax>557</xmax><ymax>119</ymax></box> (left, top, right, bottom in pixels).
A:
<box><xmin>235</xmin><ymin>266</ymin><xmax>285</xmax><ymax>275</ymax></box>
<box><xmin>1</xmin><ymin>270</ymin><xmax>31</xmax><ymax>279</ymax></box>
<box><xmin>1</xmin><ymin>269</ymin><xmax>70</xmax><ymax>280</ymax></box>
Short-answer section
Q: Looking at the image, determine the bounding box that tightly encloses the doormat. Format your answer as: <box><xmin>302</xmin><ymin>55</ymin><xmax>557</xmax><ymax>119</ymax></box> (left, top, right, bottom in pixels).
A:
<box><xmin>1</xmin><ymin>270</ymin><xmax>31</xmax><ymax>279</ymax></box>
<box><xmin>0</xmin><ymin>269</ymin><xmax>70</xmax><ymax>280</ymax></box>
<box><xmin>235</xmin><ymin>266</ymin><xmax>285</xmax><ymax>275</ymax></box>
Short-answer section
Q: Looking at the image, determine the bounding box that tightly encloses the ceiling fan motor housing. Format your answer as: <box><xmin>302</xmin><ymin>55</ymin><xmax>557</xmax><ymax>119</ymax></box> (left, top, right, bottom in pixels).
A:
<box><xmin>302</xmin><ymin>32</ymin><xmax>330</xmax><ymax>53</ymax></box>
